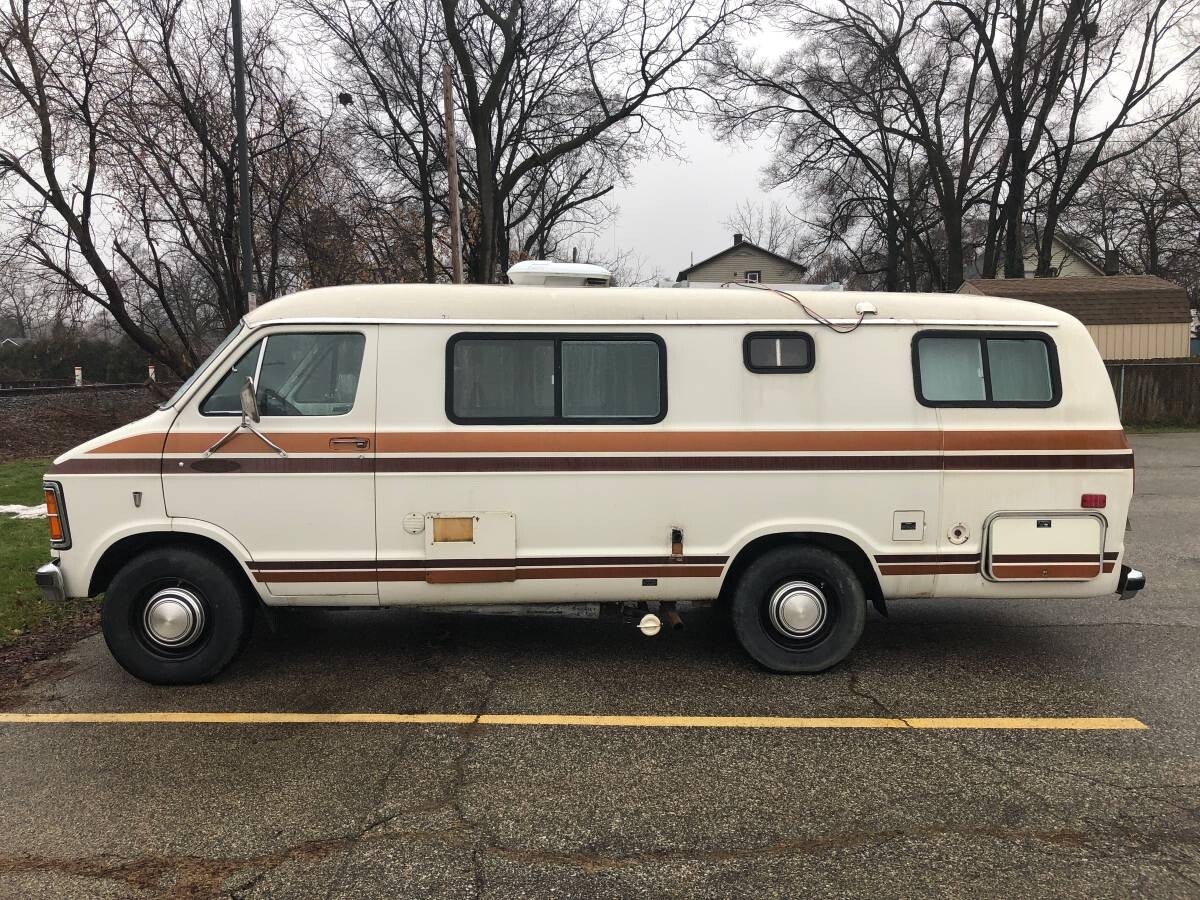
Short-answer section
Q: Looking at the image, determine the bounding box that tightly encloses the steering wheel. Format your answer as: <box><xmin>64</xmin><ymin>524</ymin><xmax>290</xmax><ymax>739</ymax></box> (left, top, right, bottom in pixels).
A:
<box><xmin>261</xmin><ymin>387</ymin><xmax>302</xmax><ymax>417</ymax></box>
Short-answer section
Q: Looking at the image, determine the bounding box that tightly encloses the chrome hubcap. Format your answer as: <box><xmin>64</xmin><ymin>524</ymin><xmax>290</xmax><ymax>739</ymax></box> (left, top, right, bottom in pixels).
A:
<box><xmin>768</xmin><ymin>581</ymin><xmax>828</xmax><ymax>638</ymax></box>
<box><xmin>143</xmin><ymin>588</ymin><xmax>206</xmax><ymax>649</ymax></box>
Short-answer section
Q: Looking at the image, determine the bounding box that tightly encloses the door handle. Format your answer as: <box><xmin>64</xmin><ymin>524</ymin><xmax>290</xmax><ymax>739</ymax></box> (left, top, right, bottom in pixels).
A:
<box><xmin>330</xmin><ymin>437</ymin><xmax>370</xmax><ymax>450</ymax></box>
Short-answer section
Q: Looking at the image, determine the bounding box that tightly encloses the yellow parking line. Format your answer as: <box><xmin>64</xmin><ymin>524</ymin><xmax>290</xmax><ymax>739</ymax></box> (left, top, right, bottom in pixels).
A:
<box><xmin>904</xmin><ymin>717</ymin><xmax>1148</xmax><ymax>730</ymax></box>
<box><xmin>0</xmin><ymin>712</ymin><xmax>1147</xmax><ymax>729</ymax></box>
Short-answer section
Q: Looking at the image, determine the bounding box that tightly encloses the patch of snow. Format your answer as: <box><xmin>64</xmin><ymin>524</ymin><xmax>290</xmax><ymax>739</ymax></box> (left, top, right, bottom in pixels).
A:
<box><xmin>0</xmin><ymin>503</ymin><xmax>47</xmax><ymax>519</ymax></box>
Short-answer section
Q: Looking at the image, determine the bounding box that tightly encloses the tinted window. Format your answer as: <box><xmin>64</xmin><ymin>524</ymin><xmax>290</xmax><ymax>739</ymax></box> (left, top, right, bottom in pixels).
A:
<box><xmin>447</xmin><ymin>333</ymin><xmax>666</xmax><ymax>424</ymax></box>
<box><xmin>451</xmin><ymin>338</ymin><xmax>555</xmax><ymax>420</ymax></box>
<box><xmin>201</xmin><ymin>332</ymin><xmax>365</xmax><ymax>416</ymax></box>
<box><xmin>561</xmin><ymin>340</ymin><xmax>660</xmax><ymax>418</ymax></box>
<box><xmin>744</xmin><ymin>332</ymin><xmax>814</xmax><ymax>373</ymax></box>
<box><xmin>914</xmin><ymin>332</ymin><xmax>1059</xmax><ymax>407</ymax></box>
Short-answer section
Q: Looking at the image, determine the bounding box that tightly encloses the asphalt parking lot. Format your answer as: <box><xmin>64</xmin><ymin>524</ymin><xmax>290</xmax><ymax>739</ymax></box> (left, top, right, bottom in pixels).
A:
<box><xmin>1</xmin><ymin>433</ymin><xmax>1197</xmax><ymax>899</ymax></box>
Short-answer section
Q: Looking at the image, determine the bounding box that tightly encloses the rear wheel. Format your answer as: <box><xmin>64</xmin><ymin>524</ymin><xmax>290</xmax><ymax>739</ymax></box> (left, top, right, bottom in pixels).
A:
<box><xmin>101</xmin><ymin>547</ymin><xmax>254</xmax><ymax>685</ymax></box>
<box><xmin>730</xmin><ymin>545</ymin><xmax>866</xmax><ymax>673</ymax></box>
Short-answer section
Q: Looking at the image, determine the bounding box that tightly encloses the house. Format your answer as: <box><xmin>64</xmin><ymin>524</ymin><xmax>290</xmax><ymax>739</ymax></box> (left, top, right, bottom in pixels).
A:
<box><xmin>676</xmin><ymin>234</ymin><xmax>807</xmax><ymax>285</ymax></box>
<box><xmin>0</xmin><ymin>336</ymin><xmax>30</xmax><ymax>349</ymax></box>
<box><xmin>958</xmin><ymin>275</ymin><xmax>1192</xmax><ymax>360</ymax></box>
<box><xmin>965</xmin><ymin>231</ymin><xmax>1106</xmax><ymax>279</ymax></box>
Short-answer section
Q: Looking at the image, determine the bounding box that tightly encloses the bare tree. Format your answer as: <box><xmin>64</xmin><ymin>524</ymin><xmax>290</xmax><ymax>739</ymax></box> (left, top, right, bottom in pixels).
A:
<box><xmin>723</xmin><ymin>200</ymin><xmax>803</xmax><ymax>260</ymax></box>
<box><xmin>0</xmin><ymin>0</ymin><xmax>348</xmax><ymax>375</ymax></box>
<box><xmin>440</xmin><ymin>0</ymin><xmax>752</xmax><ymax>282</ymax></box>
<box><xmin>292</xmin><ymin>0</ymin><xmax>448</xmax><ymax>283</ymax></box>
<box><xmin>0</xmin><ymin>0</ymin><xmax>193</xmax><ymax>372</ymax></box>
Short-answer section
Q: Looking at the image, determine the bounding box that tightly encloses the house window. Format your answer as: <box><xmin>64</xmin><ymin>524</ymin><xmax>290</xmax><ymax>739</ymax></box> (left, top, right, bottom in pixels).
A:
<box><xmin>743</xmin><ymin>332</ymin><xmax>815</xmax><ymax>373</ymax></box>
<box><xmin>912</xmin><ymin>331</ymin><xmax>1060</xmax><ymax>407</ymax></box>
<box><xmin>447</xmin><ymin>333</ymin><xmax>666</xmax><ymax>424</ymax></box>
<box><xmin>744</xmin><ymin>270</ymin><xmax>762</xmax><ymax>283</ymax></box>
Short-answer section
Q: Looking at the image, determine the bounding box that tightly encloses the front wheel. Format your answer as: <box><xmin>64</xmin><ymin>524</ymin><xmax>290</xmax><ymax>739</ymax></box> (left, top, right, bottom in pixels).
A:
<box><xmin>730</xmin><ymin>545</ymin><xmax>866</xmax><ymax>673</ymax></box>
<box><xmin>101</xmin><ymin>547</ymin><xmax>255</xmax><ymax>685</ymax></box>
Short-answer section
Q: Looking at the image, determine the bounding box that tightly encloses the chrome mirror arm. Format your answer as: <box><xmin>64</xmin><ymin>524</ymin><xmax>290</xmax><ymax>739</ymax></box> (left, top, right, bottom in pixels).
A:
<box><xmin>203</xmin><ymin>419</ymin><xmax>288</xmax><ymax>458</ymax></box>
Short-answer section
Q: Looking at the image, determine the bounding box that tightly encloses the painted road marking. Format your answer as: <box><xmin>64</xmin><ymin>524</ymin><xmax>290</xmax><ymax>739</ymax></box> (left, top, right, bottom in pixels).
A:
<box><xmin>0</xmin><ymin>712</ymin><xmax>1148</xmax><ymax>729</ymax></box>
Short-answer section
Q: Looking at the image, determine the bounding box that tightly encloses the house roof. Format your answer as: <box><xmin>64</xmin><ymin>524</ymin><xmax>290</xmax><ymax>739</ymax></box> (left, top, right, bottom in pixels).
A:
<box><xmin>958</xmin><ymin>275</ymin><xmax>1191</xmax><ymax>326</ymax></box>
<box><xmin>677</xmin><ymin>240</ymin><xmax>807</xmax><ymax>282</ymax></box>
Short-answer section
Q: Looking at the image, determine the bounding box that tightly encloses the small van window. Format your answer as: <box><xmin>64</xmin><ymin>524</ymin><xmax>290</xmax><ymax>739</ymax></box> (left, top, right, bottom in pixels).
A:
<box><xmin>448</xmin><ymin>333</ymin><xmax>666</xmax><ymax>424</ymax></box>
<box><xmin>743</xmin><ymin>332</ymin><xmax>814</xmax><ymax>373</ymax></box>
<box><xmin>200</xmin><ymin>332</ymin><xmax>365</xmax><ymax>416</ymax></box>
<box><xmin>913</xmin><ymin>331</ymin><xmax>1059</xmax><ymax>407</ymax></box>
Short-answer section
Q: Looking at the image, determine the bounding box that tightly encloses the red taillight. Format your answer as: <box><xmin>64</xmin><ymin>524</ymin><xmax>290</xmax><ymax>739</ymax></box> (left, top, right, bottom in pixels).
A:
<box><xmin>1081</xmin><ymin>493</ymin><xmax>1107</xmax><ymax>509</ymax></box>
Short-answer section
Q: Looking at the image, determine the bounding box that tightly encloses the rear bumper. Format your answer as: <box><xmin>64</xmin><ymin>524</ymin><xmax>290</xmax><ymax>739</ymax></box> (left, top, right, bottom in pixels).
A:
<box><xmin>35</xmin><ymin>561</ymin><xmax>66</xmax><ymax>604</ymax></box>
<box><xmin>1117</xmin><ymin>565</ymin><xmax>1146</xmax><ymax>601</ymax></box>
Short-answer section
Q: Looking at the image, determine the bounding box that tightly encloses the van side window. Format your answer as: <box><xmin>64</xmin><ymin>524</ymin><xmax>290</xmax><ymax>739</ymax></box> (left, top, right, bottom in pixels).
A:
<box><xmin>448</xmin><ymin>333</ymin><xmax>666</xmax><ymax>424</ymax></box>
<box><xmin>200</xmin><ymin>332</ymin><xmax>366</xmax><ymax>416</ymax></box>
<box><xmin>743</xmin><ymin>332</ymin><xmax>814</xmax><ymax>373</ymax></box>
<box><xmin>913</xmin><ymin>331</ymin><xmax>1060</xmax><ymax>407</ymax></box>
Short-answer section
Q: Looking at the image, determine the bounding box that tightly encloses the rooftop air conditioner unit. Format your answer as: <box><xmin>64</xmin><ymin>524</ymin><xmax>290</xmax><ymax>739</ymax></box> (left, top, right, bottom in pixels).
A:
<box><xmin>506</xmin><ymin>260</ymin><xmax>612</xmax><ymax>287</ymax></box>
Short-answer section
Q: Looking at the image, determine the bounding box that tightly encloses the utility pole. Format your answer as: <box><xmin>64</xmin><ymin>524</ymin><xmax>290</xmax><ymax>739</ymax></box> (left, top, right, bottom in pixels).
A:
<box><xmin>442</xmin><ymin>59</ymin><xmax>464</xmax><ymax>284</ymax></box>
<box><xmin>232</xmin><ymin>0</ymin><xmax>256</xmax><ymax>310</ymax></box>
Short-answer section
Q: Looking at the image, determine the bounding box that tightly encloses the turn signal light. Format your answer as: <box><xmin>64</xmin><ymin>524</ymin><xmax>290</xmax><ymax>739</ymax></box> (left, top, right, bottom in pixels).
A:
<box><xmin>43</xmin><ymin>482</ymin><xmax>70</xmax><ymax>548</ymax></box>
<box><xmin>1081</xmin><ymin>493</ymin><xmax>1107</xmax><ymax>509</ymax></box>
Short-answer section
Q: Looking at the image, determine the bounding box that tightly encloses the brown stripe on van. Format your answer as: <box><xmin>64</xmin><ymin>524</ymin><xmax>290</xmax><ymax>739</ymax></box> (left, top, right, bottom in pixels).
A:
<box><xmin>992</xmin><ymin>553</ymin><xmax>1104</xmax><ymax>563</ymax></box>
<box><xmin>83</xmin><ymin>451</ymin><xmax>1138</xmax><ymax>475</ymax></box>
<box><xmin>942</xmin><ymin>453</ymin><xmax>1133</xmax><ymax>470</ymax></box>
<box><xmin>163</xmin><ymin>432</ymin><xmax>374</xmax><ymax>454</ymax></box>
<box><xmin>375</xmin><ymin>430</ymin><xmax>944</xmax><ymax>453</ymax></box>
<box><xmin>375</xmin><ymin>455</ymin><xmax>946</xmax><ymax>473</ymax></box>
<box><xmin>874</xmin><ymin>552</ymin><xmax>982</xmax><ymax>563</ymax></box>
<box><xmin>90</xmin><ymin>429</ymin><xmax>1131</xmax><ymax>456</ymax></box>
<box><xmin>87</xmin><ymin>433</ymin><xmax>168</xmax><ymax>454</ymax></box>
<box><xmin>249</xmin><ymin>555</ymin><xmax>729</xmax><ymax>571</ymax></box>
<box><xmin>877</xmin><ymin>563</ymin><xmax>981</xmax><ymax>576</ymax></box>
<box><xmin>991</xmin><ymin>564</ymin><xmax>1102</xmax><ymax>579</ymax></box>
<box><xmin>269</xmin><ymin>565</ymin><xmax>727</xmax><ymax>583</ymax></box>
<box><xmin>48</xmin><ymin>458</ymin><xmax>162</xmax><ymax>475</ymax></box>
<box><xmin>942</xmin><ymin>430</ymin><xmax>1129</xmax><ymax>452</ymax></box>
<box><xmin>374</xmin><ymin>430</ymin><xmax>1130</xmax><ymax>454</ymax></box>
<box><xmin>173</xmin><ymin>457</ymin><xmax>373</xmax><ymax>474</ymax></box>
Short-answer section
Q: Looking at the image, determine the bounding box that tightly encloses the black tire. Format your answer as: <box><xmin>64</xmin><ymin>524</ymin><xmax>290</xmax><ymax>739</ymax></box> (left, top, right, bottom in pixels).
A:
<box><xmin>101</xmin><ymin>547</ymin><xmax>255</xmax><ymax>685</ymax></box>
<box><xmin>730</xmin><ymin>545</ymin><xmax>866</xmax><ymax>673</ymax></box>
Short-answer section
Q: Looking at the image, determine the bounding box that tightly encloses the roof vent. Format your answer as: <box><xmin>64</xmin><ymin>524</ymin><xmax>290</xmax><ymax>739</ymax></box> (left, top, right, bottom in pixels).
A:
<box><xmin>506</xmin><ymin>260</ymin><xmax>612</xmax><ymax>287</ymax></box>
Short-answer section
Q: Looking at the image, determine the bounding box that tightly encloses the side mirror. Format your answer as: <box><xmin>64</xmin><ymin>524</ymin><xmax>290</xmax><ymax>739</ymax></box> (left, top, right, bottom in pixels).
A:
<box><xmin>240</xmin><ymin>377</ymin><xmax>260</xmax><ymax>423</ymax></box>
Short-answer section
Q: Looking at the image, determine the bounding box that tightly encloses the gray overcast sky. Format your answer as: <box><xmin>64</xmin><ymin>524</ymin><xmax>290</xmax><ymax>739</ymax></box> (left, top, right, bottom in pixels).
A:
<box><xmin>598</xmin><ymin>122</ymin><xmax>783</xmax><ymax>281</ymax></box>
<box><xmin>595</xmin><ymin>27</ymin><xmax>793</xmax><ymax>282</ymax></box>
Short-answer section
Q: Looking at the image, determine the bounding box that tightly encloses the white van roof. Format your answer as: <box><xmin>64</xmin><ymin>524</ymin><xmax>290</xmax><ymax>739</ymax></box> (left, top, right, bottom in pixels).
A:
<box><xmin>243</xmin><ymin>284</ymin><xmax>1067</xmax><ymax>327</ymax></box>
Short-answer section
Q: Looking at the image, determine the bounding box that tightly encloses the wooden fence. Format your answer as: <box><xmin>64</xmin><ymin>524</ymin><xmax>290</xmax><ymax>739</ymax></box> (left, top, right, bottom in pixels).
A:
<box><xmin>1106</xmin><ymin>358</ymin><xmax>1200</xmax><ymax>427</ymax></box>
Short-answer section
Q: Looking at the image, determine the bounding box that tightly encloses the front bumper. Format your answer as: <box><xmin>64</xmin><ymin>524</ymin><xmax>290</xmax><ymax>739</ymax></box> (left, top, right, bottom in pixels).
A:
<box><xmin>35</xmin><ymin>561</ymin><xmax>66</xmax><ymax>604</ymax></box>
<box><xmin>1117</xmin><ymin>565</ymin><xmax>1146</xmax><ymax>601</ymax></box>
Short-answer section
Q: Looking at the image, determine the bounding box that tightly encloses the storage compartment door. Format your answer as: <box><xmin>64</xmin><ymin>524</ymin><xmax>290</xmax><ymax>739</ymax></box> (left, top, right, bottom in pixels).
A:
<box><xmin>424</xmin><ymin>512</ymin><xmax>516</xmax><ymax>583</ymax></box>
<box><xmin>985</xmin><ymin>514</ymin><xmax>1105</xmax><ymax>581</ymax></box>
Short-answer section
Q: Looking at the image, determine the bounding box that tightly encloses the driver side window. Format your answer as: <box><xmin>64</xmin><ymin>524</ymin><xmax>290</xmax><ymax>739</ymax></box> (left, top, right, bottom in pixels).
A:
<box><xmin>200</xmin><ymin>332</ymin><xmax>366</xmax><ymax>416</ymax></box>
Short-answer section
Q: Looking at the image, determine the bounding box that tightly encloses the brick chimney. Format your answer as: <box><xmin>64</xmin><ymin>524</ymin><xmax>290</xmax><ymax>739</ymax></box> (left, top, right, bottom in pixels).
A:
<box><xmin>733</xmin><ymin>233</ymin><xmax>743</xmax><ymax>245</ymax></box>
<box><xmin>1104</xmin><ymin>249</ymin><xmax>1120</xmax><ymax>276</ymax></box>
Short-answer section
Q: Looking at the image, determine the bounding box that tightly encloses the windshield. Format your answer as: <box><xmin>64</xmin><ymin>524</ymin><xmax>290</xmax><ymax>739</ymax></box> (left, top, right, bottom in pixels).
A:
<box><xmin>158</xmin><ymin>323</ymin><xmax>246</xmax><ymax>409</ymax></box>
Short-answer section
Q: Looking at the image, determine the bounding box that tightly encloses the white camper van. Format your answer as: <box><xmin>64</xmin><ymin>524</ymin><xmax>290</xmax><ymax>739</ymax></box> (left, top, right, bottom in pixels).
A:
<box><xmin>36</xmin><ymin>285</ymin><xmax>1144</xmax><ymax>684</ymax></box>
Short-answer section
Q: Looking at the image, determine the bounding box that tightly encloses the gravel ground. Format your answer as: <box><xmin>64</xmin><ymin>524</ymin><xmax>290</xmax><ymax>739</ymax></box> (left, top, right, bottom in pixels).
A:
<box><xmin>0</xmin><ymin>389</ymin><xmax>159</xmax><ymax>461</ymax></box>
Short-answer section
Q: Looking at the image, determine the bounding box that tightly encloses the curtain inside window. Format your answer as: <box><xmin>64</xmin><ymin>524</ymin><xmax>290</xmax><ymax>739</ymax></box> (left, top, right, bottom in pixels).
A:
<box><xmin>987</xmin><ymin>339</ymin><xmax>1052</xmax><ymax>401</ymax></box>
<box><xmin>453</xmin><ymin>339</ymin><xmax>554</xmax><ymax>418</ymax></box>
<box><xmin>918</xmin><ymin>338</ymin><xmax>985</xmax><ymax>401</ymax></box>
<box><xmin>561</xmin><ymin>340</ymin><xmax>660</xmax><ymax>418</ymax></box>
